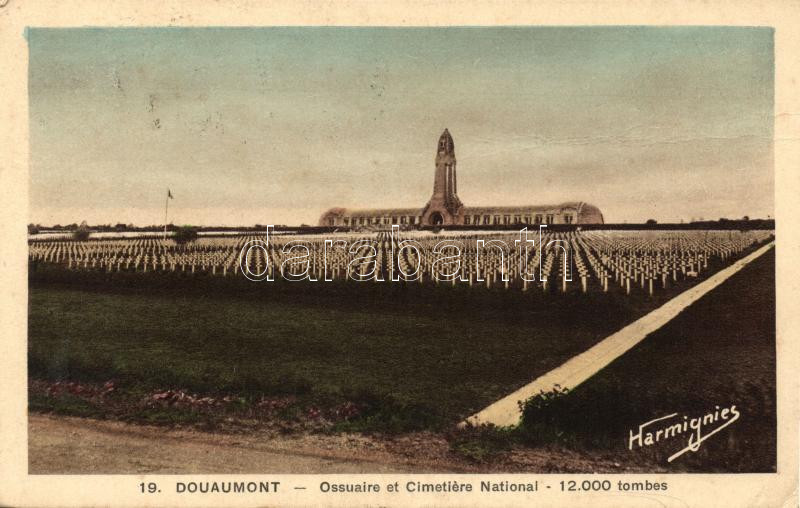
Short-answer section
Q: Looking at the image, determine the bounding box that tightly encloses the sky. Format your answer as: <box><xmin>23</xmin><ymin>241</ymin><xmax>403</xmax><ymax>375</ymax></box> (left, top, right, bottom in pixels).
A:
<box><xmin>28</xmin><ymin>26</ymin><xmax>774</xmax><ymax>226</ymax></box>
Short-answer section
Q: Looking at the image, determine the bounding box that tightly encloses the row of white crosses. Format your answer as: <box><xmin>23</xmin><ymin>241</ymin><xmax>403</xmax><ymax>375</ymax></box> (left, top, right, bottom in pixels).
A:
<box><xmin>29</xmin><ymin>230</ymin><xmax>773</xmax><ymax>297</ymax></box>
<box><xmin>577</xmin><ymin>230</ymin><xmax>772</xmax><ymax>295</ymax></box>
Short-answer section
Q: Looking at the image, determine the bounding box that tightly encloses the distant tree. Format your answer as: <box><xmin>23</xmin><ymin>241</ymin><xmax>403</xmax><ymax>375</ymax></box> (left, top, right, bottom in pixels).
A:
<box><xmin>114</xmin><ymin>223</ymin><xmax>127</xmax><ymax>231</ymax></box>
<box><xmin>646</xmin><ymin>219</ymin><xmax>657</xmax><ymax>225</ymax></box>
<box><xmin>28</xmin><ymin>224</ymin><xmax>40</xmax><ymax>235</ymax></box>
<box><xmin>73</xmin><ymin>220</ymin><xmax>91</xmax><ymax>241</ymax></box>
<box><xmin>173</xmin><ymin>225</ymin><xmax>199</xmax><ymax>245</ymax></box>
<box><xmin>742</xmin><ymin>215</ymin><xmax>750</xmax><ymax>221</ymax></box>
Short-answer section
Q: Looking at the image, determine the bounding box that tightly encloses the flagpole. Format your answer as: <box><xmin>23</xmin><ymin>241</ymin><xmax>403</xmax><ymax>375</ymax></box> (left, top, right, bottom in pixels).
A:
<box><xmin>163</xmin><ymin>190</ymin><xmax>169</xmax><ymax>240</ymax></box>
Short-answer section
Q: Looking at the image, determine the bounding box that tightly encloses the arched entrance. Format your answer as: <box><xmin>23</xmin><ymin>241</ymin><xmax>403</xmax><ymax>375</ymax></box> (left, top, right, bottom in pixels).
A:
<box><xmin>429</xmin><ymin>212</ymin><xmax>444</xmax><ymax>226</ymax></box>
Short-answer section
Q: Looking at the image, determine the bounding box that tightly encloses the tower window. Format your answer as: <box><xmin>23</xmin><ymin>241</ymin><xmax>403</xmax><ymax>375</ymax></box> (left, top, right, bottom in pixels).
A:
<box><xmin>464</xmin><ymin>216</ymin><xmax>471</xmax><ymax>225</ymax></box>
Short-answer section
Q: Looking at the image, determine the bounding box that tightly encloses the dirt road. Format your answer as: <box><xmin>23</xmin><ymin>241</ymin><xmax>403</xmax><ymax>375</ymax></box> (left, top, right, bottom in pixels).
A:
<box><xmin>28</xmin><ymin>413</ymin><xmax>453</xmax><ymax>474</ymax></box>
<box><xmin>28</xmin><ymin>413</ymin><xmax>642</xmax><ymax>474</ymax></box>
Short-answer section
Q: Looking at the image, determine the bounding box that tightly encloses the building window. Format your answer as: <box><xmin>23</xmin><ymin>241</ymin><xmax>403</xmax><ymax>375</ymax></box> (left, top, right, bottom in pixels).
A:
<box><xmin>503</xmin><ymin>215</ymin><xmax>510</xmax><ymax>225</ymax></box>
<box><xmin>464</xmin><ymin>216</ymin><xmax>471</xmax><ymax>225</ymax></box>
<box><xmin>400</xmin><ymin>216</ymin><xmax>407</xmax><ymax>224</ymax></box>
<box><xmin>535</xmin><ymin>214</ymin><xmax>542</xmax><ymax>224</ymax></box>
<box><xmin>564</xmin><ymin>215</ymin><xmax>573</xmax><ymax>224</ymax></box>
<box><xmin>513</xmin><ymin>215</ymin><xmax>521</xmax><ymax>223</ymax></box>
<box><xmin>493</xmin><ymin>215</ymin><xmax>500</xmax><ymax>225</ymax></box>
<box><xmin>483</xmin><ymin>215</ymin><xmax>490</xmax><ymax>224</ymax></box>
<box><xmin>546</xmin><ymin>214</ymin><xmax>554</xmax><ymax>224</ymax></box>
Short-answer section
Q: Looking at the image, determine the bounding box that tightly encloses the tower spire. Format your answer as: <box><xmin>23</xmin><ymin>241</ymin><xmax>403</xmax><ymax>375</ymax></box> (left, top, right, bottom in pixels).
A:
<box><xmin>437</xmin><ymin>128</ymin><xmax>455</xmax><ymax>156</ymax></box>
<box><xmin>422</xmin><ymin>128</ymin><xmax>463</xmax><ymax>226</ymax></box>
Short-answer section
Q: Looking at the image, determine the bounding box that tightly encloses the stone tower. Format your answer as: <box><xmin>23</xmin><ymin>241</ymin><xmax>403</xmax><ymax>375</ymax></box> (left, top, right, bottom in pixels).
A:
<box><xmin>421</xmin><ymin>129</ymin><xmax>464</xmax><ymax>226</ymax></box>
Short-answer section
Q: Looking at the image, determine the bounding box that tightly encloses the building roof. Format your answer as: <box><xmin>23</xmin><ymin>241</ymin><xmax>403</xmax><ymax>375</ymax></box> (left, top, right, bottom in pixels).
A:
<box><xmin>321</xmin><ymin>207</ymin><xmax>423</xmax><ymax>218</ymax></box>
<box><xmin>463</xmin><ymin>202</ymin><xmax>588</xmax><ymax>214</ymax></box>
<box><xmin>321</xmin><ymin>202</ymin><xmax>601</xmax><ymax>218</ymax></box>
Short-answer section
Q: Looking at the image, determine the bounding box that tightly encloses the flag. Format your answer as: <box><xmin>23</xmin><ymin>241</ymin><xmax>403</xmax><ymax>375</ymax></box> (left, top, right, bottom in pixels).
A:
<box><xmin>168</xmin><ymin>189</ymin><xmax>174</xmax><ymax>199</ymax></box>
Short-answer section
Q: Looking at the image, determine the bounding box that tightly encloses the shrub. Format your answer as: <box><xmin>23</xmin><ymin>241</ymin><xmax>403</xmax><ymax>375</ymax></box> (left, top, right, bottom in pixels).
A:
<box><xmin>516</xmin><ymin>385</ymin><xmax>575</xmax><ymax>445</ymax></box>
<box><xmin>72</xmin><ymin>221</ymin><xmax>91</xmax><ymax>241</ymax></box>
<box><xmin>173</xmin><ymin>226</ymin><xmax>199</xmax><ymax>245</ymax></box>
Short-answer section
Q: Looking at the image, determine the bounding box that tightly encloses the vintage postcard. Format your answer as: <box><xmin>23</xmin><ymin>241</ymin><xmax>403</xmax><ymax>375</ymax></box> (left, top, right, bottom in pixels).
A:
<box><xmin>1</xmin><ymin>1</ymin><xmax>798</xmax><ymax>507</ymax></box>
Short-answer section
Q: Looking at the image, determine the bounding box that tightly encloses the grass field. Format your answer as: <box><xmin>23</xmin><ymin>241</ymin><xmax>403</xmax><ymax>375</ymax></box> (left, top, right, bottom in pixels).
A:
<box><xmin>515</xmin><ymin>248</ymin><xmax>776</xmax><ymax>472</ymax></box>
<box><xmin>27</xmin><ymin>254</ymin><xmax>720</xmax><ymax>433</ymax></box>
<box><xmin>27</xmin><ymin>241</ymin><xmax>775</xmax><ymax>470</ymax></box>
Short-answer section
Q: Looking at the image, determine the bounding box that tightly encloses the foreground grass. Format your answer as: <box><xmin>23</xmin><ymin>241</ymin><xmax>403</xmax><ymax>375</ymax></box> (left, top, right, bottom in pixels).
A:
<box><xmin>27</xmin><ymin>254</ymin><xmax>718</xmax><ymax>433</ymax></box>
<box><xmin>28</xmin><ymin>241</ymin><xmax>768</xmax><ymax>439</ymax></box>
<box><xmin>514</xmin><ymin>249</ymin><xmax>776</xmax><ymax>472</ymax></box>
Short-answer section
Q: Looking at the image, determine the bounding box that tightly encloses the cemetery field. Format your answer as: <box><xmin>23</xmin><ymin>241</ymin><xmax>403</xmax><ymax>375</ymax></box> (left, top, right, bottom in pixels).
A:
<box><xmin>28</xmin><ymin>260</ymin><xmax>721</xmax><ymax>433</ymax></box>
<box><xmin>515</xmin><ymin>247</ymin><xmax>776</xmax><ymax>472</ymax></box>
<box><xmin>27</xmin><ymin>229</ymin><xmax>775</xmax><ymax>436</ymax></box>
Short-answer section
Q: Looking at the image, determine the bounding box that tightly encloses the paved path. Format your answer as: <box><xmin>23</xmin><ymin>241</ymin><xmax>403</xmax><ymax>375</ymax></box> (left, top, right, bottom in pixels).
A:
<box><xmin>462</xmin><ymin>242</ymin><xmax>775</xmax><ymax>428</ymax></box>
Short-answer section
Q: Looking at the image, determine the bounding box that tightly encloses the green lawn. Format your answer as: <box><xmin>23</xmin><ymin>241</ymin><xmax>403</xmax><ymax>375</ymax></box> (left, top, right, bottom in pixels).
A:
<box><xmin>27</xmin><ymin>244</ymin><xmax>764</xmax><ymax>433</ymax></box>
<box><xmin>516</xmin><ymin>248</ymin><xmax>776</xmax><ymax>472</ymax></box>
<box><xmin>28</xmin><ymin>267</ymin><xmax>671</xmax><ymax>429</ymax></box>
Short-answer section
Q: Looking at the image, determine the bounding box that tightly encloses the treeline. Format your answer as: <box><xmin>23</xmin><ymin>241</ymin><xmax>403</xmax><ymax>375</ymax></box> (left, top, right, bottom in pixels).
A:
<box><xmin>28</xmin><ymin>218</ymin><xmax>774</xmax><ymax>237</ymax></box>
<box><xmin>420</xmin><ymin>218</ymin><xmax>775</xmax><ymax>232</ymax></box>
<box><xmin>28</xmin><ymin>224</ymin><xmax>338</xmax><ymax>235</ymax></box>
